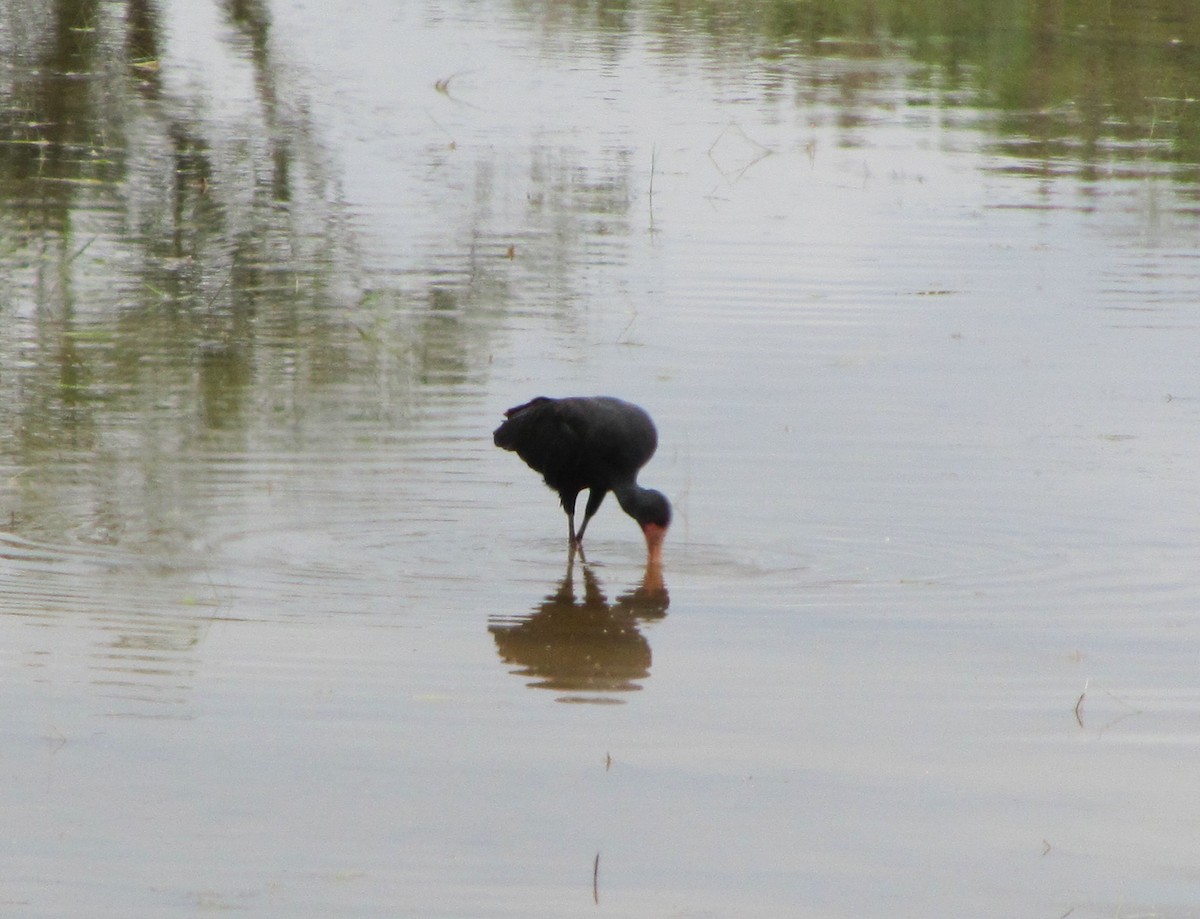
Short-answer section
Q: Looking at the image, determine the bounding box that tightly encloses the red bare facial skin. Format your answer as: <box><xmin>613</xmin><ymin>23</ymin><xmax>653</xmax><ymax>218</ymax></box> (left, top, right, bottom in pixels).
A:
<box><xmin>643</xmin><ymin>523</ymin><xmax>668</xmax><ymax>567</ymax></box>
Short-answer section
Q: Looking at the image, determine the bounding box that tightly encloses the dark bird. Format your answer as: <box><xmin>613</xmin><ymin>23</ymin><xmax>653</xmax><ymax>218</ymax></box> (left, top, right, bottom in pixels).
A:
<box><xmin>493</xmin><ymin>396</ymin><xmax>672</xmax><ymax>564</ymax></box>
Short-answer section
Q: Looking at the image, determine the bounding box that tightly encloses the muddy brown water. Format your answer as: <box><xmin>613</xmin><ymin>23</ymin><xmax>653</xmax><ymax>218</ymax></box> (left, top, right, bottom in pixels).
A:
<box><xmin>3</xmin><ymin>1</ymin><xmax>1200</xmax><ymax>916</ymax></box>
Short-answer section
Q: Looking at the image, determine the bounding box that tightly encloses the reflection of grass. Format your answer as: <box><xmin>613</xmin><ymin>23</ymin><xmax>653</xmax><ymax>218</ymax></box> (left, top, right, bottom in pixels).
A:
<box><xmin>61</xmin><ymin>328</ymin><xmax>115</xmax><ymax>343</ymax></box>
<box><xmin>0</xmin><ymin>2</ymin><xmax>380</xmax><ymax>548</ymax></box>
<box><xmin>522</xmin><ymin>0</ymin><xmax>1200</xmax><ymax>175</ymax></box>
<box><xmin>32</xmin><ymin>176</ymin><xmax>109</xmax><ymax>186</ymax></box>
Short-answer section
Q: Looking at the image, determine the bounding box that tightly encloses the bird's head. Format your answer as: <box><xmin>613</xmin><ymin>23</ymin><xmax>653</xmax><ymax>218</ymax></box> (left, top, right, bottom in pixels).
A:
<box><xmin>636</xmin><ymin>489</ymin><xmax>671</xmax><ymax>566</ymax></box>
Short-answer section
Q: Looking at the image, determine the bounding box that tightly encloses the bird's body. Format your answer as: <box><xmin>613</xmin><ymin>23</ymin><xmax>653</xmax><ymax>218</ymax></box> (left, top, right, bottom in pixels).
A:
<box><xmin>493</xmin><ymin>396</ymin><xmax>671</xmax><ymax>563</ymax></box>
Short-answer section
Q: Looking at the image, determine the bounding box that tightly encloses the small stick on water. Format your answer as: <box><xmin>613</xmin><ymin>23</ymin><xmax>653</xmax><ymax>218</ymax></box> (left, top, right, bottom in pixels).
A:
<box><xmin>648</xmin><ymin>145</ymin><xmax>657</xmax><ymax>231</ymax></box>
<box><xmin>64</xmin><ymin>235</ymin><xmax>97</xmax><ymax>267</ymax></box>
<box><xmin>1074</xmin><ymin>679</ymin><xmax>1088</xmax><ymax>728</ymax></box>
<box><xmin>205</xmin><ymin>274</ymin><xmax>230</xmax><ymax>310</ymax></box>
<box><xmin>592</xmin><ymin>852</ymin><xmax>600</xmax><ymax>905</ymax></box>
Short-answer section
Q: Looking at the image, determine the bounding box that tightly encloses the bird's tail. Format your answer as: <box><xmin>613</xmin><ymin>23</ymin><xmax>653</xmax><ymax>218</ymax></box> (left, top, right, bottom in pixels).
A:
<box><xmin>493</xmin><ymin>422</ymin><xmax>516</xmax><ymax>450</ymax></box>
<box><xmin>492</xmin><ymin>397</ymin><xmax>551</xmax><ymax>450</ymax></box>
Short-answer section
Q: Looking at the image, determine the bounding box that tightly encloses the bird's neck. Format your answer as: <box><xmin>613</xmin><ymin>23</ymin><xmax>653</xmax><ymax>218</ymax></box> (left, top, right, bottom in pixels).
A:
<box><xmin>613</xmin><ymin>483</ymin><xmax>650</xmax><ymax>517</ymax></box>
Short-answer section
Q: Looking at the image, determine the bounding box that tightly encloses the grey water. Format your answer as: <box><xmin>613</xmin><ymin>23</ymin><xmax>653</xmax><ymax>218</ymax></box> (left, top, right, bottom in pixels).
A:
<box><xmin>3</xmin><ymin>1</ymin><xmax>1200</xmax><ymax>916</ymax></box>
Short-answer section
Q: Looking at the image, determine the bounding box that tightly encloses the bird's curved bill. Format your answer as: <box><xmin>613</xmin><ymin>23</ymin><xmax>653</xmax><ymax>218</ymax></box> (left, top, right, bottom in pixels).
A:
<box><xmin>642</xmin><ymin>523</ymin><xmax>668</xmax><ymax>566</ymax></box>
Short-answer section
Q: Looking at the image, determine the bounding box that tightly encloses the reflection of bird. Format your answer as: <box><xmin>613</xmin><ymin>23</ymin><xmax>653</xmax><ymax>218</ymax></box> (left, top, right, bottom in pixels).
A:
<box><xmin>489</xmin><ymin>556</ymin><xmax>669</xmax><ymax>696</ymax></box>
<box><xmin>493</xmin><ymin>396</ymin><xmax>672</xmax><ymax>562</ymax></box>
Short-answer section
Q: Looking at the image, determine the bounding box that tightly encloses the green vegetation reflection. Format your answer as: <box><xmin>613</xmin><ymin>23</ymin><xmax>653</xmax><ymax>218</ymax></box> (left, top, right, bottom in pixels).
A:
<box><xmin>517</xmin><ymin>0</ymin><xmax>1200</xmax><ymax>181</ymax></box>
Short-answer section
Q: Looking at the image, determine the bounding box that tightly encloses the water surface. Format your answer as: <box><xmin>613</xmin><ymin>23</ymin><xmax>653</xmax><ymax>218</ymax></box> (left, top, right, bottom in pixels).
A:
<box><xmin>3</xmin><ymin>1</ymin><xmax>1200</xmax><ymax>916</ymax></box>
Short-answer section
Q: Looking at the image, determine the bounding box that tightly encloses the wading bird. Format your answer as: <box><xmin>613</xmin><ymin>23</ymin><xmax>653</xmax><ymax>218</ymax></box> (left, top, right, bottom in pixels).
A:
<box><xmin>493</xmin><ymin>396</ymin><xmax>671</xmax><ymax>564</ymax></box>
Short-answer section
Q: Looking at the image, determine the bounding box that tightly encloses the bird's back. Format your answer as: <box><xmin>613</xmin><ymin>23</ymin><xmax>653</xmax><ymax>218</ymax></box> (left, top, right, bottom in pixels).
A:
<box><xmin>493</xmin><ymin>396</ymin><xmax>658</xmax><ymax>495</ymax></box>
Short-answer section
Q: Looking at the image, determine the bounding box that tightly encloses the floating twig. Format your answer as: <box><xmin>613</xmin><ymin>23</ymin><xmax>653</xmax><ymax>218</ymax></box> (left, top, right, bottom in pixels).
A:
<box><xmin>432</xmin><ymin>70</ymin><xmax>482</xmax><ymax>109</ymax></box>
<box><xmin>648</xmin><ymin>145</ymin><xmax>658</xmax><ymax>231</ymax></box>
<box><xmin>706</xmin><ymin>122</ymin><xmax>773</xmax><ymax>184</ymax></box>
<box><xmin>592</xmin><ymin>852</ymin><xmax>600</xmax><ymax>905</ymax></box>
<box><xmin>1074</xmin><ymin>679</ymin><xmax>1088</xmax><ymax>728</ymax></box>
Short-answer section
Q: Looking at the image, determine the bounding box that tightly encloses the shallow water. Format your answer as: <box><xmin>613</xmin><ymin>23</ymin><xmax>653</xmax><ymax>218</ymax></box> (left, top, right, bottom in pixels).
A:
<box><xmin>3</xmin><ymin>1</ymin><xmax>1200</xmax><ymax>916</ymax></box>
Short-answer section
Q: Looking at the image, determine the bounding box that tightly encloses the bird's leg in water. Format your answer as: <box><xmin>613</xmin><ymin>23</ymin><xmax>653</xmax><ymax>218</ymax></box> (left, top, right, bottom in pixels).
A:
<box><xmin>564</xmin><ymin>491</ymin><xmax>580</xmax><ymax>548</ymax></box>
<box><xmin>574</xmin><ymin>488</ymin><xmax>608</xmax><ymax>545</ymax></box>
<box><xmin>569</xmin><ymin>539</ymin><xmax>588</xmax><ymax>563</ymax></box>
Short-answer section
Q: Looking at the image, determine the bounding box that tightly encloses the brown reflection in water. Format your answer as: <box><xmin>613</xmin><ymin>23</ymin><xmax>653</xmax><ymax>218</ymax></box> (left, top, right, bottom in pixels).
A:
<box><xmin>489</xmin><ymin>555</ymin><xmax>668</xmax><ymax>701</ymax></box>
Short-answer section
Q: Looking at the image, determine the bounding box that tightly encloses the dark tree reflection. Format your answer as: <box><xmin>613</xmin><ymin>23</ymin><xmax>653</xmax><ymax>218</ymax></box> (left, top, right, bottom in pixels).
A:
<box><xmin>0</xmin><ymin>2</ymin><xmax>383</xmax><ymax>547</ymax></box>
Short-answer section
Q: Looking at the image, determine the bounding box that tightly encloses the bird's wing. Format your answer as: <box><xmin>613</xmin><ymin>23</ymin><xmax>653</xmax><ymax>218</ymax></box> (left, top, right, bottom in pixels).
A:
<box><xmin>494</xmin><ymin>398</ymin><xmax>587</xmax><ymax>479</ymax></box>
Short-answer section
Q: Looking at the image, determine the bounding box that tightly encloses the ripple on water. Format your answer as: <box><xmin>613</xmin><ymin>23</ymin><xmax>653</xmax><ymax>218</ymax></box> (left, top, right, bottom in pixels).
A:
<box><xmin>668</xmin><ymin>499</ymin><xmax>1200</xmax><ymax>636</ymax></box>
<box><xmin>0</xmin><ymin>533</ymin><xmax>217</xmax><ymax>718</ymax></box>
